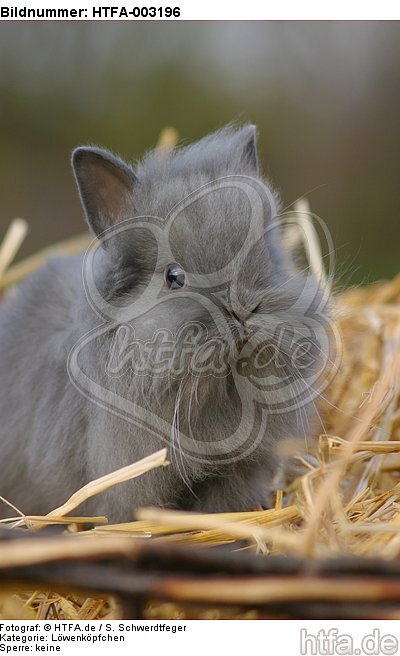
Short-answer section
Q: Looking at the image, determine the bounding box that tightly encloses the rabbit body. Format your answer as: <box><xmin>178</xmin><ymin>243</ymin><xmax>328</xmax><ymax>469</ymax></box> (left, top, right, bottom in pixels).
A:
<box><xmin>0</xmin><ymin>126</ymin><xmax>326</xmax><ymax>521</ymax></box>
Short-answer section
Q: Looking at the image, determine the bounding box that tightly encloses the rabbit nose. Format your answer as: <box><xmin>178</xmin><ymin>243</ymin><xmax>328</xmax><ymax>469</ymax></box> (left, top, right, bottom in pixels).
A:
<box><xmin>231</xmin><ymin>309</ymin><xmax>249</xmax><ymax>324</ymax></box>
<box><xmin>230</xmin><ymin>303</ymin><xmax>260</xmax><ymax>324</ymax></box>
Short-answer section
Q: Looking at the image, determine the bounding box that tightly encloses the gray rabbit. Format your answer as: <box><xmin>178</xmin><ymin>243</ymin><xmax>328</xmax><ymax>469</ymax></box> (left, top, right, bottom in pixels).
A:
<box><xmin>0</xmin><ymin>125</ymin><xmax>329</xmax><ymax>522</ymax></box>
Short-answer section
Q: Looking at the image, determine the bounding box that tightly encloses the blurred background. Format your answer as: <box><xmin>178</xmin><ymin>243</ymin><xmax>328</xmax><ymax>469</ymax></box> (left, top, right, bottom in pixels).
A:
<box><xmin>0</xmin><ymin>21</ymin><xmax>398</xmax><ymax>285</ymax></box>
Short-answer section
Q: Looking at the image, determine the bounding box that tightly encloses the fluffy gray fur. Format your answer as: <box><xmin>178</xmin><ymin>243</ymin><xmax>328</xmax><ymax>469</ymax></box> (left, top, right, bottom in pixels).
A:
<box><xmin>0</xmin><ymin>125</ymin><xmax>326</xmax><ymax>521</ymax></box>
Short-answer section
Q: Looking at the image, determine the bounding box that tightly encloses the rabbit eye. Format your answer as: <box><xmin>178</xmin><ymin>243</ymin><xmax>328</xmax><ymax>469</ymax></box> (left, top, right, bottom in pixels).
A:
<box><xmin>165</xmin><ymin>263</ymin><xmax>187</xmax><ymax>290</ymax></box>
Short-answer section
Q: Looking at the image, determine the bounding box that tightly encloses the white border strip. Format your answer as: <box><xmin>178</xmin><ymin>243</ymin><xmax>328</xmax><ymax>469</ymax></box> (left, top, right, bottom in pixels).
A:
<box><xmin>0</xmin><ymin>0</ymin><xmax>399</xmax><ymax>21</ymax></box>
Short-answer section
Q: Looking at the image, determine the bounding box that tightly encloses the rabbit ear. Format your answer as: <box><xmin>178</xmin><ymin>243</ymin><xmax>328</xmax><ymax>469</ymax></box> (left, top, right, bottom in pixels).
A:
<box><xmin>239</xmin><ymin>124</ymin><xmax>259</xmax><ymax>173</ymax></box>
<box><xmin>72</xmin><ymin>146</ymin><xmax>137</xmax><ymax>238</ymax></box>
